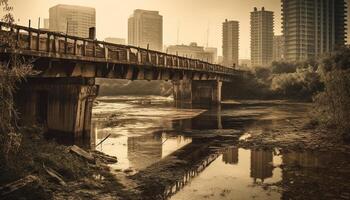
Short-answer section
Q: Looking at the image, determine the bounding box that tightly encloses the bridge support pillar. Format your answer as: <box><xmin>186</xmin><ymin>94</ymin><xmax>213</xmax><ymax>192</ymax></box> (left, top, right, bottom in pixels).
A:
<box><xmin>16</xmin><ymin>77</ymin><xmax>99</xmax><ymax>141</ymax></box>
<box><xmin>173</xmin><ymin>80</ymin><xmax>222</xmax><ymax>105</ymax></box>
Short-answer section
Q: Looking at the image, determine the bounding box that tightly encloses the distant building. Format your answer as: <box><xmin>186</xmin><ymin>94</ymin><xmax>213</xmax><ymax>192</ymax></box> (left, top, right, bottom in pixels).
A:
<box><xmin>166</xmin><ymin>43</ymin><xmax>216</xmax><ymax>63</ymax></box>
<box><xmin>204</xmin><ymin>47</ymin><xmax>218</xmax><ymax>64</ymax></box>
<box><xmin>272</xmin><ymin>35</ymin><xmax>285</xmax><ymax>62</ymax></box>
<box><xmin>218</xmin><ymin>56</ymin><xmax>224</xmax><ymax>65</ymax></box>
<box><xmin>128</xmin><ymin>9</ymin><xmax>163</xmax><ymax>52</ymax></box>
<box><xmin>282</xmin><ymin>0</ymin><xmax>346</xmax><ymax>61</ymax></box>
<box><xmin>222</xmin><ymin>20</ymin><xmax>239</xmax><ymax>68</ymax></box>
<box><xmin>43</xmin><ymin>18</ymin><xmax>49</xmax><ymax>30</ymax></box>
<box><xmin>250</xmin><ymin>7</ymin><xmax>274</xmax><ymax>67</ymax></box>
<box><xmin>49</xmin><ymin>4</ymin><xmax>96</xmax><ymax>38</ymax></box>
<box><xmin>239</xmin><ymin>59</ymin><xmax>251</xmax><ymax>69</ymax></box>
<box><xmin>105</xmin><ymin>37</ymin><xmax>126</xmax><ymax>45</ymax></box>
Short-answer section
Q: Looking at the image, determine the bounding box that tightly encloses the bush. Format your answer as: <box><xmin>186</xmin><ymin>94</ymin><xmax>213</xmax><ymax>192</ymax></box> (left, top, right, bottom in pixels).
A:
<box><xmin>271</xmin><ymin>61</ymin><xmax>297</xmax><ymax>74</ymax></box>
<box><xmin>271</xmin><ymin>70</ymin><xmax>322</xmax><ymax>100</ymax></box>
<box><xmin>315</xmin><ymin>48</ymin><xmax>350</xmax><ymax>142</ymax></box>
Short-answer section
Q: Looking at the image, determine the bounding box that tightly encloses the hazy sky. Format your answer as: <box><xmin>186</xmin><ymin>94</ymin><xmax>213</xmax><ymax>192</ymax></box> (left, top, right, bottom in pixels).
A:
<box><xmin>7</xmin><ymin>0</ymin><xmax>281</xmax><ymax>58</ymax></box>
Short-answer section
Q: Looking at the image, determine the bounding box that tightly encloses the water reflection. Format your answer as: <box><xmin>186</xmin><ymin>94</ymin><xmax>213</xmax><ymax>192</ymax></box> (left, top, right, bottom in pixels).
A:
<box><xmin>127</xmin><ymin>134</ymin><xmax>163</xmax><ymax>170</ymax></box>
<box><xmin>90</xmin><ymin>96</ymin><xmax>347</xmax><ymax>200</ymax></box>
<box><xmin>250</xmin><ymin>150</ymin><xmax>273</xmax><ymax>183</ymax></box>
<box><xmin>222</xmin><ymin>147</ymin><xmax>239</xmax><ymax>165</ymax></box>
<box><xmin>170</xmin><ymin>148</ymin><xmax>281</xmax><ymax>200</ymax></box>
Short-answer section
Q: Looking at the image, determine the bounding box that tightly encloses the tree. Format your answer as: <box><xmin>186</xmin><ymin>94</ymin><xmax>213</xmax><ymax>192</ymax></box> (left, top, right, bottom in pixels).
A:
<box><xmin>315</xmin><ymin>48</ymin><xmax>350</xmax><ymax>142</ymax></box>
<box><xmin>0</xmin><ymin>0</ymin><xmax>34</xmax><ymax>162</ymax></box>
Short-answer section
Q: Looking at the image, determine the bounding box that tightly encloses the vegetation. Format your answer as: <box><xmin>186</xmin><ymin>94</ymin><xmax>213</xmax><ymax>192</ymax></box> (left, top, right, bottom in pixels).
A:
<box><xmin>0</xmin><ymin>0</ymin><xmax>34</xmax><ymax>164</ymax></box>
<box><xmin>314</xmin><ymin>48</ymin><xmax>350</xmax><ymax>142</ymax></box>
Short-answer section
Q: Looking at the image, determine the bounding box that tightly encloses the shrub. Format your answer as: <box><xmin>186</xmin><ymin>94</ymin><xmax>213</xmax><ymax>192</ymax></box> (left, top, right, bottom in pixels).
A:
<box><xmin>314</xmin><ymin>48</ymin><xmax>350</xmax><ymax>141</ymax></box>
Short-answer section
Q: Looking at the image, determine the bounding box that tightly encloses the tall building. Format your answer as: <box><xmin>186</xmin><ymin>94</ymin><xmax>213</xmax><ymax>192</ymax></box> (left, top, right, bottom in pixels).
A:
<box><xmin>105</xmin><ymin>37</ymin><xmax>126</xmax><ymax>45</ymax></box>
<box><xmin>166</xmin><ymin>43</ymin><xmax>217</xmax><ymax>63</ymax></box>
<box><xmin>43</xmin><ymin>18</ymin><xmax>49</xmax><ymax>30</ymax></box>
<box><xmin>128</xmin><ymin>9</ymin><xmax>163</xmax><ymax>52</ymax></box>
<box><xmin>273</xmin><ymin>35</ymin><xmax>285</xmax><ymax>61</ymax></box>
<box><xmin>250</xmin><ymin>150</ymin><xmax>273</xmax><ymax>183</ymax></box>
<box><xmin>49</xmin><ymin>4</ymin><xmax>96</xmax><ymax>38</ymax></box>
<box><xmin>250</xmin><ymin>7</ymin><xmax>274</xmax><ymax>67</ymax></box>
<box><xmin>222</xmin><ymin>20</ymin><xmax>239</xmax><ymax>68</ymax></box>
<box><xmin>282</xmin><ymin>0</ymin><xmax>346</xmax><ymax>61</ymax></box>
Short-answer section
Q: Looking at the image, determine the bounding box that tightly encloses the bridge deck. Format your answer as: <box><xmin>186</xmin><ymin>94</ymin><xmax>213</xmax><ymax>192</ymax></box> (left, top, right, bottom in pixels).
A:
<box><xmin>0</xmin><ymin>22</ymin><xmax>242</xmax><ymax>78</ymax></box>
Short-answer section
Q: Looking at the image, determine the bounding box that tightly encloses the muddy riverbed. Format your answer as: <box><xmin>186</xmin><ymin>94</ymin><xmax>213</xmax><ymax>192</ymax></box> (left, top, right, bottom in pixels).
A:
<box><xmin>91</xmin><ymin>96</ymin><xmax>350</xmax><ymax>200</ymax></box>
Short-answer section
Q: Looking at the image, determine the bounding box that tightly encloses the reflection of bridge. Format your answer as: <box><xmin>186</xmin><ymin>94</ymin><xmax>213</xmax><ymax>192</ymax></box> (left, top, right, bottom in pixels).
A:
<box><xmin>0</xmin><ymin>22</ymin><xmax>249</xmax><ymax>139</ymax></box>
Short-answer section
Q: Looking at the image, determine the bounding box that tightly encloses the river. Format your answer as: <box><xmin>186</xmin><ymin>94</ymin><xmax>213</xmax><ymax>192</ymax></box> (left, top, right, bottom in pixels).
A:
<box><xmin>91</xmin><ymin>96</ymin><xmax>350</xmax><ymax>200</ymax></box>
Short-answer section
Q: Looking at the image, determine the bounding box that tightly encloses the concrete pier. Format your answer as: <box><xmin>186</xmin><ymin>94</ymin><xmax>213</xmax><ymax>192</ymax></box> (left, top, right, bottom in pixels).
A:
<box><xmin>16</xmin><ymin>77</ymin><xmax>99</xmax><ymax>140</ymax></box>
<box><xmin>173</xmin><ymin>80</ymin><xmax>222</xmax><ymax>105</ymax></box>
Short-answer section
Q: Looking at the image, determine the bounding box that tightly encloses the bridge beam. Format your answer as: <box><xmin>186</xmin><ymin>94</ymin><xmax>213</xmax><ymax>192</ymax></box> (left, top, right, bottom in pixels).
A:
<box><xmin>16</xmin><ymin>77</ymin><xmax>99</xmax><ymax>141</ymax></box>
<box><xmin>173</xmin><ymin>80</ymin><xmax>222</xmax><ymax>105</ymax></box>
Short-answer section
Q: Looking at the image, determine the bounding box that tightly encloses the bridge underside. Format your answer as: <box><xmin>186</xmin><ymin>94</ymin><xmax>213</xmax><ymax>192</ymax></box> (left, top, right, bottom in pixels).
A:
<box><xmin>16</xmin><ymin>77</ymin><xmax>98</xmax><ymax>140</ymax></box>
<box><xmin>173</xmin><ymin>80</ymin><xmax>222</xmax><ymax>105</ymax></box>
<box><xmin>16</xmin><ymin>76</ymin><xmax>224</xmax><ymax>139</ymax></box>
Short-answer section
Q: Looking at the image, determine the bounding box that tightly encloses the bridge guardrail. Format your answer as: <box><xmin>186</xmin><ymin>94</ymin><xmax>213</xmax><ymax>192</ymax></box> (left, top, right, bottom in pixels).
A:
<box><xmin>0</xmin><ymin>22</ymin><xmax>246</xmax><ymax>77</ymax></box>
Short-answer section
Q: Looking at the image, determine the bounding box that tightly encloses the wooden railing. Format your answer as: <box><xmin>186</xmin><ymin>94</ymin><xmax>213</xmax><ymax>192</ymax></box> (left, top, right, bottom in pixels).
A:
<box><xmin>0</xmin><ymin>22</ymin><xmax>239</xmax><ymax>76</ymax></box>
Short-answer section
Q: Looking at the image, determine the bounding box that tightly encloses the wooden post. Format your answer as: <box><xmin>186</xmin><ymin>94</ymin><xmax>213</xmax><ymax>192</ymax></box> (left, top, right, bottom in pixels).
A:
<box><xmin>83</xmin><ymin>40</ymin><xmax>86</xmax><ymax>56</ymax></box>
<box><xmin>64</xmin><ymin>36</ymin><xmax>68</xmax><ymax>54</ymax></box>
<box><xmin>92</xmin><ymin>42</ymin><xmax>96</xmax><ymax>57</ymax></box>
<box><xmin>46</xmin><ymin>33</ymin><xmax>51</xmax><ymax>53</ymax></box>
<box><xmin>36</xmin><ymin>31</ymin><xmax>40</xmax><ymax>51</ymax></box>
<box><xmin>73</xmin><ymin>39</ymin><xmax>77</xmax><ymax>55</ymax></box>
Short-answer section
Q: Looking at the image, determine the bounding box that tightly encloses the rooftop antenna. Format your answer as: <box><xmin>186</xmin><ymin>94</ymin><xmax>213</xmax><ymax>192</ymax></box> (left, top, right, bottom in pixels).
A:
<box><xmin>206</xmin><ymin>21</ymin><xmax>210</xmax><ymax>47</ymax></box>
<box><xmin>176</xmin><ymin>21</ymin><xmax>180</xmax><ymax>45</ymax></box>
<box><xmin>38</xmin><ymin>17</ymin><xmax>40</xmax><ymax>29</ymax></box>
<box><xmin>66</xmin><ymin>20</ymin><xmax>69</xmax><ymax>35</ymax></box>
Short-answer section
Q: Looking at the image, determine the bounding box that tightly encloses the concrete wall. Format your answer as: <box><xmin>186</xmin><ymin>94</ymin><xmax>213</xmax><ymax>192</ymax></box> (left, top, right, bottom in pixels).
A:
<box><xmin>173</xmin><ymin>80</ymin><xmax>222</xmax><ymax>105</ymax></box>
<box><xmin>16</xmin><ymin>78</ymin><xmax>98</xmax><ymax>140</ymax></box>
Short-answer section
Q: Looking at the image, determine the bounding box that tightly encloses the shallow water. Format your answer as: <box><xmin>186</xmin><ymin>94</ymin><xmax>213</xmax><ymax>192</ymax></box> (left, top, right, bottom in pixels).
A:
<box><xmin>92</xmin><ymin>96</ymin><xmax>350</xmax><ymax>199</ymax></box>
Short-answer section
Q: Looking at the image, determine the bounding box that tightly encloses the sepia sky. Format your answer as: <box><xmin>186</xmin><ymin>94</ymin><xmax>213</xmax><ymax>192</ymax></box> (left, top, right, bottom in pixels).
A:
<box><xmin>6</xmin><ymin>0</ymin><xmax>281</xmax><ymax>58</ymax></box>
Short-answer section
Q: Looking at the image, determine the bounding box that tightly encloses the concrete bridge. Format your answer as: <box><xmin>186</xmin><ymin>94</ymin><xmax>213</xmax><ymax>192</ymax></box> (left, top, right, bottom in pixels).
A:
<box><xmin>0</xmin><ymin>22</ymin><xmax>247</xmax><ymax>140</ymax></box>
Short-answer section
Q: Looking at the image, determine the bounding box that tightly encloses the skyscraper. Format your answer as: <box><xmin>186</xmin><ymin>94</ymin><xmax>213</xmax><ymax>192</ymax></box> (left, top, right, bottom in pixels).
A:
<box><xmin>222</xmin><ymin>20</ymin><xmax>239</xmax><ymax>68</ymax></box>
<box><xmin>282</xmin><ymin>0</ymin><xmax>346</xmax><ymax>61</ymax></box>
<box><xmin>273</xmin><ymin>35</ymin><xmax>285</xmax><ymax>62</ymax></box>
<box><xmin>49</xmin><ymin>4</ymin><xmax>96</xmax><ymax>38</ymax></box>
<box><xmin>250</xmin><ymin>7</ymin><xmax>274</xmax><ymax>67</ymax></box>
<box><xmin>128</xmin><ymin>9</ymin><xmax>163</xmax><ymax>52</ymax></box>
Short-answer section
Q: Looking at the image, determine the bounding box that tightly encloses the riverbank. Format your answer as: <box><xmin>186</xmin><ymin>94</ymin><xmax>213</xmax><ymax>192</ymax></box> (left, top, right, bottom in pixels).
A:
<box><xmin>235</xmin><ymin>101</ymin><xmax>350</xmax><ymax>154</ymax></box>
<box><xmin>0</xmin><ymin>126</ymin><xmax>138</xmax><ymax>200</ymax></box>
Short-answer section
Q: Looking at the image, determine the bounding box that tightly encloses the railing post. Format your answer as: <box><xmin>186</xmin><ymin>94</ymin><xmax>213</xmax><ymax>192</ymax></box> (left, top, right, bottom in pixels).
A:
<box><xmin>36</xmin><ymin>31</ymin><xmax>40</xmax><ymax>51</ymax></box>
<box><xmin>46</xmin><ymin>33</ymin><xmax>51</xmax><ymax>53</ymax></box>
<box><xmin>93</xmin><ymin>41</ymin><xmax>96</xmax><ymax>57</ymax></box>
<box><xmin>126</xmin><ymin>48</ymin><xmax>130</xmax><ymax>62</ymax></box>
<box><xmin>104</xmin><ymin>44</ymin><xmax>108</xmax><ymax>59</ymax></box>
<box><xmin>28</xmin><ymin>30</ymin><xmax>32</xmax><ymax>50</ymax></box>
<box><xmin>64</xmin><ymin>36</ymin><xmax>68</xmax><ymax>54</ymax></box>
<box><xmin>83</xmin><ymin>40</ymin><xmax>86</xmax><ymax>56</ymax></box>
<box><xmin>73</xmin><ymin>39</ymin><xmax>77</xmax><ymax>55</ymax></box>
<box><xmin>164</xmin><ymin>55</ymin><xmax>167</xmax><ymax>67</ymax></box>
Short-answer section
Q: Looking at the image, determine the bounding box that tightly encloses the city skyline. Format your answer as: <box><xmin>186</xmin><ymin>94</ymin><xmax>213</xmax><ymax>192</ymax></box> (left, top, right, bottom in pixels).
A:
<box><xmin>7</xmin><ymin>0</ymin><xmax>282</xmax><ymax>59</ymax></box>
